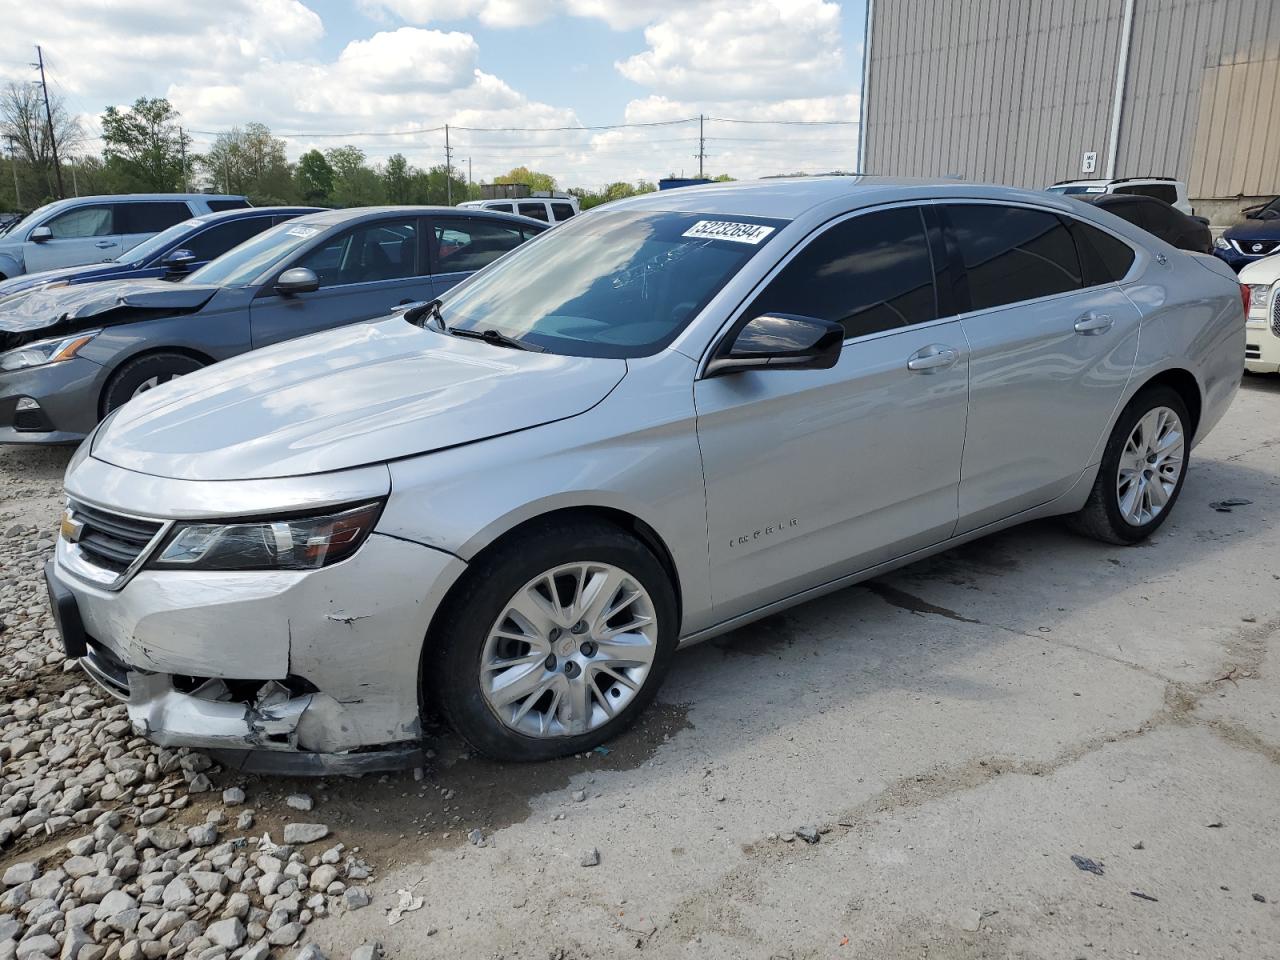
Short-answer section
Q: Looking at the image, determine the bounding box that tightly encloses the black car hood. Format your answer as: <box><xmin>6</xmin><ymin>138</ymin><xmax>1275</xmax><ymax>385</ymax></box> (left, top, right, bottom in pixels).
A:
<box><xmin>0</xmin><ymin>280</ymin><xmax>218</xmax><ymax>352</ymax></box>
<box><xmin>1224</xmin><ymin>218</ymin><xmax>1280</xmax><ymax>242</ymax></box>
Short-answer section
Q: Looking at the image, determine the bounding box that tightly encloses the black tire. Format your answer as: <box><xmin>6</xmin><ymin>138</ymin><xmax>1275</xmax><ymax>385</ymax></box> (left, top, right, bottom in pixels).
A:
<box><xmin>101</xmin><ymin>352</ymin><xmax>205</xmax><ymax>416</ymax></box>
<box><xmin>429</xmin><ymin>519</ymin><xmax>679</xmax><ymax>761</ymax></box>
<box><xmin>1066</xmin><ymin>385</ymin><xmax>1191</xmax><ymax>544</ymax></box>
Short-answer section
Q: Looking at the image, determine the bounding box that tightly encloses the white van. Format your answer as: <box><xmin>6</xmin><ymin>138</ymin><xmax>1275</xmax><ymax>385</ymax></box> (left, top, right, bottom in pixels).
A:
<box><xmin>458</xmin><ymin>196</ymin><xmax>579</xmax><ymax>224</ymax></box>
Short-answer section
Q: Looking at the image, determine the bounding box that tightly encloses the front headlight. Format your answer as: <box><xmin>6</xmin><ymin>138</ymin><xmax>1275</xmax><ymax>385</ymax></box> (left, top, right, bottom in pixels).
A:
<box><xmin>0</xmin><ymin>330</ymin><xmax>99</xmax><ymax>371</ymax></box>
<box><xmin>1249</xmin><ymin>283</ymin><xmax>1272</xmax><ymax>316</ymax></box>
<box><xmin>1215</xmin><ymin>236</ymin><xmax>1232</xmax><ymax>251</ymax></box>
<box><xmin>149</xmin><ymin>501</ymin><xmax>384</xmax><ymax>571</ymax></box>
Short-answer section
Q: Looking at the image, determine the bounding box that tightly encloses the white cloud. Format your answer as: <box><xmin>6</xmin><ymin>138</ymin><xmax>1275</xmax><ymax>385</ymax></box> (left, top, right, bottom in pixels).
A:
<box><xmin>617</xmin><ymin>0</ymin><xmax>844</xmax><ymax>101</ymax></box>
<box><xmin>362</xmin><ymin>0</ymin><xmax>684</xmax><ymax>30</ymax></box>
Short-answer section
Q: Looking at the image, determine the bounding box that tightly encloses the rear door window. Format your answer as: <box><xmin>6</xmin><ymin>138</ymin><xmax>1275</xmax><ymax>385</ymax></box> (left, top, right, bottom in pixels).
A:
<box><xmin>517</xmin><ymin>202</ymin><xmax>549</xmax><ymax>222</ymax></box>
<box><xmin>431</xmin><ymin>218</ymin><xmax>527</xmax><ymax>274</ymax></box>
<box><xmin>1067</xmin><ymin>219</ymin><xmax>1136</xmax><ymax>285</ymax></box>
<box><xmin>945</xmin><ymin>204</ymin><xmax>1083</xmax><ymax>311</ymax></box>
<box><xmin>118</xmin><ymin>201</ymin><xmax>193</xmax><ymax>234</ymax></box>
<box><xmin>745</xmin><ymin>205</ymin><xmax>938</xmax><ymax>338</ymax></box>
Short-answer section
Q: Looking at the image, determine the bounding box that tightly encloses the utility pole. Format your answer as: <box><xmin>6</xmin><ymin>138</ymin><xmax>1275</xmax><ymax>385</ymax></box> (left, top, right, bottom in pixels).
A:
<box><xmin>697</xmin><ymin>114</ymin><xmax>706</xmax><ymax>179</ymax></box>
<box><xmin>69</xmin><ymin>156</ymin><xmax>78</xmax><ymax>196</ymax></box>
<box><xmin>34</xmin><ymin>45</ymin><xmax>64</xmax><ymax>199</ymax></box>
<box><xmin>444</xmin><ymin>124</ymin><xmax>453</xmax><ymax>205</ymax></box>
<box><xmin>467</xmin><ymin>156</ymin><xmax>472</xmax><ymax>189</ymax></box>
<box><xmin>179</xmin><ymin>127</ymin><xmax>188</xmax><ymax>191</ymax></box>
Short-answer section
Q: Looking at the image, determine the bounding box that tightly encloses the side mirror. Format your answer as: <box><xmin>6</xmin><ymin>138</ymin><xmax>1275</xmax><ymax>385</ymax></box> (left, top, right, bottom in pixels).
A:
<box><xmin>274</xmin><ymin>267</ymin><xmax>320</xmax><ymax>296</ymax></box>
<box><xmin>29</xmin><ymin>226</ymin><xmax>52</xmax><ymax>243</ymax></box>
<box><xmin>161</xmin><ymin>249</ymin><xmax>196</xmax><ymax>275</ymax></box>
<box><xmin>706</xmin><ymin>313</ymin><xmax>843</xmax><ymax>377</ymax></box>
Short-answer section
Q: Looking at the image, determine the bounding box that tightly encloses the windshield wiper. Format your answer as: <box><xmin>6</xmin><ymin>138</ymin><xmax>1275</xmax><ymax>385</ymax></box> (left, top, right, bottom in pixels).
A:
<box><xmin>446</xmin><ymin>326</ymin><xmax>545</xmax><ymax>353</ymax></box>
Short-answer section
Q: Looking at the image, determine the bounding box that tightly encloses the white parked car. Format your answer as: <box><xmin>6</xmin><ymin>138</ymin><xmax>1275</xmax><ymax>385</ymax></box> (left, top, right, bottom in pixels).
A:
<box><xmin>1047</xmin><ymin>178</ymin><xmax>1192</xmax><ymax>216</ymax></box>
<box><xmin>1240</xmin><ymin>253</ymin><xmax>1280</xmax><ymax>373</ymax></box>
<box><xmin>0</xmin><ymin>194</ymin><xmax>250</xmax><ymax>280</ymax></box>
<box><xmin>458</xmin><ymin>196</ymin><xmax>578</xmax><ymax>224</ymax></box>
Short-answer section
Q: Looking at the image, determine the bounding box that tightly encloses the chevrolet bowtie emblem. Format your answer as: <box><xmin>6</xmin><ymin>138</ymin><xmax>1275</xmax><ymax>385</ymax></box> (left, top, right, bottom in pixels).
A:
<box><xmin>60</xmin><ymin>512</ymin><xmax>85</xmax><ymax>543</ymax></box>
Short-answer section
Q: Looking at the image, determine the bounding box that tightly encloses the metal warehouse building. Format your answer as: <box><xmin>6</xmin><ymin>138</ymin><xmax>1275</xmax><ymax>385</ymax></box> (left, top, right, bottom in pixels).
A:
<box><xmin>859</xmin><ymin>0</ymin><xmax>1280</xmax><ymax>219</ymax></box>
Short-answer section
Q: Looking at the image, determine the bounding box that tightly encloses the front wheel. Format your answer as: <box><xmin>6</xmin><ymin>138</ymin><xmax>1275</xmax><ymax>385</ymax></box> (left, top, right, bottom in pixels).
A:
<box><xmin>1067</xmin><ymin>385</ymin><xmax>1190</xmax><ymax>544</ymax></box>
<box><xmin>101</xmin><ymin>352</ymin><xmax>204</xmax><ymax>417</ymax></box>
<box><xmin>430</xmin><ymin>520</ymin><xmax>679</xmax><ymax>761</ymax></box>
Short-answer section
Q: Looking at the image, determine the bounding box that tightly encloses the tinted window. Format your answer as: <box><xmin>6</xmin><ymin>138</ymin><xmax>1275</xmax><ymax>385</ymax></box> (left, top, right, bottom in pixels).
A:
<box><xmin>432</xmin><ymin>219</ymin><xmax>526</xmax><ymax>274</ymax></box>
<box><xmin>186</xmin><ymin>221</ymin><xmax>320</xmax><ymax>287</ymax></box>
<box><xmin>747</xmin><ymin>206</ymin><xmax>937</xmax><ymax>338</ymax></box>
<box><xmin>41</xmin><ymin>205</ymin><xmax>114</xmax><ymax>238</ymax></box>
<box><xmin>184</xmin><ymin>217</ymin><xmax>276</xmax><ymax>262</ymax></box>
<box><xmin>551</xmin><ymin>203</ymin><xmax>576</xmax><ymax>221</ymax></box>
<box><xmin>296</xmin><ymin>219</ymin><xmax>419</xmax><ymax>286</ymax></box>
<box><xmin>206</xmin><ymin>199</ymin><xmax>251</xmax><ymax>212</ymax></box>
<box><xmin>487</xmin><ymin>203</ymin><xmax>514</xmax><ymax>213</ymax></box>
<box><xmin>947</xmin><ymin>204</ymin><xmax>1082</xmax><ymax>310</ymax></box>
<box><xmin>518</xmin><ymin>202</ymin><xmax>549</xmax><ymax>222</ymax></box>
<box><xmin>118</xmin><ymin>202</ymin><xmax>193</xmax><ymax>234</ymax></box>
<box><xmin>1115</xmin><ymin>183</ymin><xmax>1177</xmax><ymax>204</ymax></box>
<box><xmin>1068</xmin><ymin>219</ymin><xmax>1136</xmax><ymax>285</ymax></box>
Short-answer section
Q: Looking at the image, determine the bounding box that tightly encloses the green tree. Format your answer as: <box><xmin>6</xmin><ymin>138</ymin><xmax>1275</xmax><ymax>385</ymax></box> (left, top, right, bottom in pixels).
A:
<box><xmin>495</xmin><ymin>165</ymin><xmax>556</xmax><ymax>193</ymax></box>
<box><xmin>383</xmin><ymin>153</ymin><xmax>411</xmax><ymax>204</ymax></box>
<box><xmin>100</xmin><ymin>97</ymin><xmax>191</xmax><ymax>191</ymax></box>
<box><xmin>407</xmin><ymin>164</ymin><xmax>467</xmax><ymax>205</ymax></box>
<box><xmin>202</xmin><ymin>122</ymin><xmax>293</xmax><ymax>201</ymax></box>
<box><xmin>295</xmin><ymin>149</ymin><xmax>335</xmax><ymax>205</ymax></box>
<box><xmin>0</xmin><ymin>80</ymin><xmax>82</xmax><ymax>203</ymax></box>
<box><xmin>325</xmin><ymin>145</ymin><xmax>384</xmax><ymax>207</ymax></box>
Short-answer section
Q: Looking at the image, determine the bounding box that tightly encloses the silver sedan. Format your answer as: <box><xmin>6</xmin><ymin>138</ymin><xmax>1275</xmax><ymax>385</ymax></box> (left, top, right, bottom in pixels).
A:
<box><xmin>46</xmin><ymin>177</ymin><xmax>1245</xmax><ymax>768</ymax></box>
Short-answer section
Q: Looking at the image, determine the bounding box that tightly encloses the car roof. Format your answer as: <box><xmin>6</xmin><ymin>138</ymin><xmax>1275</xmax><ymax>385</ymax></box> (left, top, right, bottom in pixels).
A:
<box><xmin>183</xmin><ymin>206</ymin><xmax>323</xmax><ymax>226</ymax></box>
<box><xmin>41</xmin><ymin>193</ymin><xmax>247</xmax><ymax>206</ymax></box>
<box><xmin>599</xmin><ymin>176</ymin><xmax>1099</xmax><ymax>220</ymax></box>
<box><xmin>291</xmin><ymin>205</ymin><xmax>547</xmax><ymax>229</ymax></box>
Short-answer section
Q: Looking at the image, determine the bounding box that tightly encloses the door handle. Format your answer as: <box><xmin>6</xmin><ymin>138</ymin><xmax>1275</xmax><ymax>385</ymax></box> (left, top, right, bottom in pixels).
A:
<box><xmin>94</xmin><ymin>240</ymin><xmax>117</xmax><ymax>248</ymax></box>
<box><xmin>1074</xmin><ymin>313</ymin><xmax>1113</xmax><ymax>335</ymax></box>
<box><xmin>906</xmin><ymin>345</ymin><xmax>959</xmax><ymax>373</ymax></box>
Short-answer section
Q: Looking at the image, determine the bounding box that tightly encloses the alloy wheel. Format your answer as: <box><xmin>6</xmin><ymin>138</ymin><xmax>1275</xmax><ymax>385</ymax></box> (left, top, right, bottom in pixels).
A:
<box><xmin>479</xmin><ymin>562</ymin><xmax>658</xmax><ymax>738</ymax></box>
<box><xmin>1116</xmin><ymin>405</ymin><xmax>1184</xmax><ymax>526</ymax></box>
<box><xmin>130</xmin><ymin>373</ymin><xmax>184</xmax><ymax>398</ymax></box>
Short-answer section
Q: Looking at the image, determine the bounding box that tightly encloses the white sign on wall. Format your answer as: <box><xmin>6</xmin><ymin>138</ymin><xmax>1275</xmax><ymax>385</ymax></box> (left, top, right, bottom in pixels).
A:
<box><xmin>1081</xmin><ymin>151</ymin><xmax>1098</xmax><ymax>174</ymax></box>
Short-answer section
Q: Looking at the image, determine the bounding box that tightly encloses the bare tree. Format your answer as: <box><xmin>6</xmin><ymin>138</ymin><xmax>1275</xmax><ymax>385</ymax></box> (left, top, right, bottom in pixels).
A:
<box><xmin>0</xmin><ymin>80</ymin><xmax>82</xmax><ymax>192</ymax></box>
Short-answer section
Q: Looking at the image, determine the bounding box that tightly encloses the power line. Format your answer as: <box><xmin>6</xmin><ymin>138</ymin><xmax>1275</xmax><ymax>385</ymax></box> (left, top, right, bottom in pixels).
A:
<box><xmin>707</xmin><ymin>117</ymin><xmax>860</xmax><ymax>126</ymax></box>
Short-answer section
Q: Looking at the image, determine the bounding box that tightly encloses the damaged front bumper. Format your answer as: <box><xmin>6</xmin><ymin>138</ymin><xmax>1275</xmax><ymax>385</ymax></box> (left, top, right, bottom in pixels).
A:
<box><xmin>50</xmin><ymin>522</ymin><xmax>467</xmax><ymax>773</ymax></box>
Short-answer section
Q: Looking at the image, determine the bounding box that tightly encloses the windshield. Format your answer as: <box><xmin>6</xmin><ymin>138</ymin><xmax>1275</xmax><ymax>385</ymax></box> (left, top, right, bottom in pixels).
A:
<box><xmin>438</xmin><ymin>210</ymin><xmax>786</xmax><ymax>358</ymax></box>
<box><xmin>116</xmin><ymin>218</ymin><xmax>205</xmax><ymax>265</ymax></box>
<box><xmin>185</xmin><ymin>220</ymin><xmax>320</xmax><ymax>286</ymax></box>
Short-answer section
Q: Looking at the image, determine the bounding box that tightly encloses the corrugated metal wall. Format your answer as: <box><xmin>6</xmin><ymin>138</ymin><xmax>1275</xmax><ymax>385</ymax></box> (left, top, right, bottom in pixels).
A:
<box><xmin>864</xmin><ymin>0</ymin><xmax>1280</xmax><ymax>198</ymax></box>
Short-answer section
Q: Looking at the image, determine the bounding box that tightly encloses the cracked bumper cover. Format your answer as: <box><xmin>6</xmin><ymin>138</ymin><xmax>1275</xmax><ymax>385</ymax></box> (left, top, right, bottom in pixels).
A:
<box><xmin>54</xmin><ymin>531</ymin><xmax>467</xmax><ymax>769</ymax></box>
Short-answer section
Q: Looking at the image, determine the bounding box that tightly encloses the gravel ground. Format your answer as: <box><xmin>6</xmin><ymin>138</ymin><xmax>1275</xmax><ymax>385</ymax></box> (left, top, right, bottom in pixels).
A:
<box><xmin>3</xmin><ymin>375</ymin><xmax>1280</xmax><ymax>960</ymax></box>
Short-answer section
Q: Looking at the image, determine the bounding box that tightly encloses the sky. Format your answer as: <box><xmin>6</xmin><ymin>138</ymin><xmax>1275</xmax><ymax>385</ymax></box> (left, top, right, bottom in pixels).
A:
<box><xmin>1</xmin><ymin>0</ymin><xmax>866</xmax><ymax>190</ymax></box>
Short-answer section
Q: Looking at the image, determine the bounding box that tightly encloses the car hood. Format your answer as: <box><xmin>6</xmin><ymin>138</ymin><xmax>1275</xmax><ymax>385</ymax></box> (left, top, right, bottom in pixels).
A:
<box><xmin>1239</xmin><ymin>253</ymin><xmax>1280</xmax><ymax>285</ymax></box>
<box><xmin>0</xmin><ymin>279</ymin><xmax>218</xmax><ymax>352</ymax></box>
<box><xmin>91</xmin><ymin>318</ymin><xmax>628</xmax><ymax>481</ymax></box>
<box><xmin>1224</xmin><ymin>219</ymin><xmax>1280</xmax><ymax>242</ymax></box>
<box><xmin>0</xmin><ymin>262</ymin><xmax>130</xmax><ymax>299</ymax></box>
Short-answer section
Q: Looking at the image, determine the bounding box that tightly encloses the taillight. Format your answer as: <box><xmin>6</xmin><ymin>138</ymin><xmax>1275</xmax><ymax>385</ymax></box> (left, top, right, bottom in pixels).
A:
<box><xmin>1241</xmin><ymin>283</ymin><xmax>1251</xmax><ymax>317</ymax></box>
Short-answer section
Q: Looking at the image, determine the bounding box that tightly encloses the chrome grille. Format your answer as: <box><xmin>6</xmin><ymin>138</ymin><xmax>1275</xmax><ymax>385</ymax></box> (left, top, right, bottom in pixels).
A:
<box><xmin>67</xmin><ymin>500</ymin><xmax>163</xmax><ymax>574</ymax></box>
<box><xmin>1233</xmin><ymin>239</ymin><xmax>1280</xmax><ymax>257</ymax></box>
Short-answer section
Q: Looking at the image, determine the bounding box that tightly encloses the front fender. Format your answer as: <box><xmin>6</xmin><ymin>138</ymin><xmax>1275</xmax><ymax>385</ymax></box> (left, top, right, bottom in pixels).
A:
<box><xmin>0</xmin><ymin>252</ymin><xmax>23</xmax><ymax>279</ymax></box>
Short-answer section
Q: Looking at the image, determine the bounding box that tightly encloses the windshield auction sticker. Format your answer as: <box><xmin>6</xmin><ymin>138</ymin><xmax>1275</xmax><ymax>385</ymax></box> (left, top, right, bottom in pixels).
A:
<box><xmin>286</xmin><ymin>225</ymin><xmax>319</xmax><ymax>239</ymax></box>
<box><xmin>682</xmin><ymin>221</ymin><xmax>775</xmax><ymax>244</ymax></box>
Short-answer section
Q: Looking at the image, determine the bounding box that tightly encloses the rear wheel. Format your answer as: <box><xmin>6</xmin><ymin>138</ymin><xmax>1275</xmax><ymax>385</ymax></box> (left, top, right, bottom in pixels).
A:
<box><xmin>101</xmin><ymin>352</ymin><xmax>204</xmax><ymax>416</ymax></box>
<box><xmin>430</xmin><ymin>520</ymin><xmax>679</xmax><ymax>761</ymax></box>
<box><xmin>1067</xmin><ymin>385</ymin><xmax>1190</xmax><ymax>544</ymax></box>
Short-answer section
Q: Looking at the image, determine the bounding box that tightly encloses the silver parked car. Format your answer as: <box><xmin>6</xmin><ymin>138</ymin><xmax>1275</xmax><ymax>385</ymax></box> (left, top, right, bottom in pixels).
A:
<box><xmin>0</xmin><ymin>194</ymin><xmax>250</xmax><ymax>279</ymax></box>
<box><xmin>45</xmin><ymin>178</ymin><xmax>1245</xmax><ymax>769</ymax></box>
